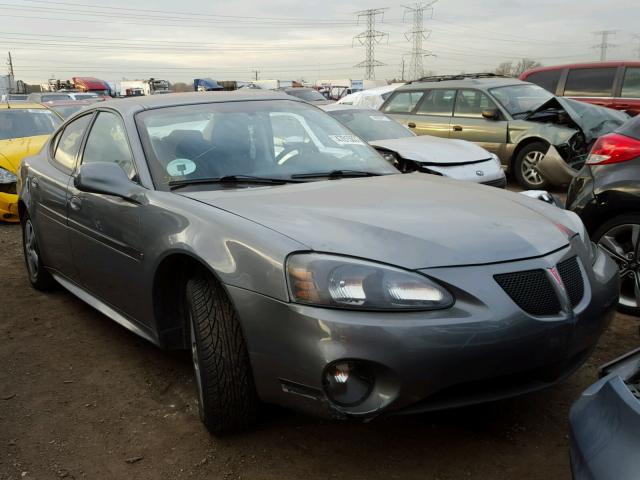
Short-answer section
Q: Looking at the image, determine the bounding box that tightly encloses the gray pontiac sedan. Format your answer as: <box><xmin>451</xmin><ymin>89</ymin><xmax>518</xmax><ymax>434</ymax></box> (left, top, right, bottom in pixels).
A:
<box><xmin>18</xmin><ymin>91</ymin><xmax>619</xmax><ymax>434</ymax></box>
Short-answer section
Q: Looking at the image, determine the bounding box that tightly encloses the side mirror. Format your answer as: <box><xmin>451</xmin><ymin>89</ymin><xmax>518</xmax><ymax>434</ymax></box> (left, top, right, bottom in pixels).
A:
<box><xmin>74</xmin><ymin>162</ymin><xmax>142</xmax><ymax>203</ymax></box>
<box><xmin>481</xmin><ymin>108</ymin><xmax>500</xmax><ymax>120</ymax></box>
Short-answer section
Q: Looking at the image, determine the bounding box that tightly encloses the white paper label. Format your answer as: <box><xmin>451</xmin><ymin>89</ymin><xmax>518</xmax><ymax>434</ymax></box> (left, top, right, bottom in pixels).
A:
<box><xmin>329</xmin><ymin>134</ymin><xmax>366</xmax><ymax>146</ymax></box>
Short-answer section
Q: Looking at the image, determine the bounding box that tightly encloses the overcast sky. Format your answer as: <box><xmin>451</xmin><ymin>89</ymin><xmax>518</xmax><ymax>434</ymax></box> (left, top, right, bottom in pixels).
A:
<box><xmin>2</xmin><ymin>0</ymin><xmax>639</xmax><ymax>85</ymax></box>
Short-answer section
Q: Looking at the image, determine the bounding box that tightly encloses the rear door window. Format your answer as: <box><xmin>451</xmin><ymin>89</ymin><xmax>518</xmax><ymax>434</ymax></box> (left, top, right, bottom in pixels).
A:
<box><xmin>454</xmin><ymin>90</ymin><xmax>498</xmax><ymax>118</ymax></box>
<box><xmin>416</xmin><ymin>89</ymin><xmax>456</xmax><ymax>116</ymax></box>
<box><xmin>621</xmin><ymin>67</ymin><xmax>640</xmax><ymax>98</ymax></box>
<box><xmin>524</xmin><ymin>70</ymin><xmax>561</xmax><ymax>94</ymax></box>
<box><xmin>381</xmin><ymin>91</ymin><xmax>424</xmax><ymax>113</ymax></box>
<box><xmin>564</xmin><ymin>67</ymin><xmax>617</xmax><ymax>97</ymax></box>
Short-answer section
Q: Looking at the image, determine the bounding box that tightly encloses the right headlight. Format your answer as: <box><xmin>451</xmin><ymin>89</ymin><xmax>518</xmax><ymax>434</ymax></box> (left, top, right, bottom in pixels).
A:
<box><xmin>0</xmin><ymin>167</ymin><xmax>17</xmax><ymax>184</ymax></box>
<box><xmin>286</xmin><ymin>253</ymin><xmax>454</xmax><ymax>311</ymax></box>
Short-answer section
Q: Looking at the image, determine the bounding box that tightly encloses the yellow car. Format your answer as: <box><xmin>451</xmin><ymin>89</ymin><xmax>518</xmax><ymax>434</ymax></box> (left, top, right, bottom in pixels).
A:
<box><xmin>0</xmin><ymin>102</ymin><xmax>62</xmax><ymax>222</ymax></box>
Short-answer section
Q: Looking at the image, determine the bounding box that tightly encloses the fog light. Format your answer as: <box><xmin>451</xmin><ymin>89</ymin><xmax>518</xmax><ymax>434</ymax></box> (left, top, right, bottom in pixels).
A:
<box><xmin>323</xmin><ymin>361</ymin><xmax>374</xmax><ymax>407</ymax></box>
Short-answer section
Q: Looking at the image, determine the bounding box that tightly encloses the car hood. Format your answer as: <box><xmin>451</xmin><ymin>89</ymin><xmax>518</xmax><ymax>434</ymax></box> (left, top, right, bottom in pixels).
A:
<box><xmin>0</xmin><ymin>135</ymin><xmax>49</xmax><ymax>172</ymax></box>
<box><xmin>180</xmin><ymin>173</ymin><xmax>572</xmax><ymax>269</ymax></box>
<box><xmin>369</xmin><ymin>135</ymin><xmax>492</xmax><ymax>165</ymax></box>
<box><xmin>527</xmin><ymin>96</ymin><xmax>629</xmax><ymax>142</ymax></box>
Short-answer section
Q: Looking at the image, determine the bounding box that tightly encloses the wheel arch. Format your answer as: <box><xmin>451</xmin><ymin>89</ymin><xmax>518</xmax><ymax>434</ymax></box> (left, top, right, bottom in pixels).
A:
<box><xmin>152</xmin><ymin>250</ymin><xmax>230</xmax><ymax>350</ymax></box>
<box><xmin>510</xmin><ymin>137</ymin><xmax>550</xmax><ymax>171</ymax></box>
<box><xmin>17</xmin><ymin>199</ymin><xmax>26</xmax><ymax>222</ymax></box>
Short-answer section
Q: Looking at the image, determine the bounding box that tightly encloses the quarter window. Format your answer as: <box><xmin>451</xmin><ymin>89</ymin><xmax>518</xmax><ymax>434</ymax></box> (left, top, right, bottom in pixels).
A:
<box><xmin>82</xmin><ymin>112</ymin><xmax>136</xmax><ymax>180</ymax></box>
<box><xmin>416</xmin><ymin>89</ymin><xmax>456</xmax><ymax>116</ymax></box>
<box><xmin>524</xmin><ymin>70</ymin><xmax>561</xmax><ymax>94</ymax></box>
<box><xmin>382</xmin><ymin>91</ymin><xmax>424</xmax><ymax>113</ymax></box>
<box><xmin>454</xmin><ymin>90</ymin><xmax>497</xmax><ymax>118</ymax></box>
<box><xmin>53</xmin><ymin>114</ymin><xmax>92</xmax><ymax>170</ymax></box>
<box><xmin>564</xmin><ymin>67</ymin><xmax>617</xmax><ymax>97</ymax></box>
<box><xmin>621</xmin><ymin>68</ymin><xmax>640</xmax><ymax>98</ymax></box>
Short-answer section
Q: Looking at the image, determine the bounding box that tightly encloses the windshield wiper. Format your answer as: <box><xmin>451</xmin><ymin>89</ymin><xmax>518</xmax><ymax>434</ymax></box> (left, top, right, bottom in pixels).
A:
<box><xmin>168</xmin><ymin>175</ymin><xmax>301</xmax><ymax>190</ymax></box>
<box><xmin>291</xmin><ymin>169</ymin><xmax>382</xmax><ymax>180</ymax></box>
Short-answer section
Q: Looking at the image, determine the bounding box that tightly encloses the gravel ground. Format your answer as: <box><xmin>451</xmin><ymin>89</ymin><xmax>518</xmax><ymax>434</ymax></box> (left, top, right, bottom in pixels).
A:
<box><xmin>1</xmin><ymin>213</ymin><xmax>637</xmax><ymax>480</ymax></box>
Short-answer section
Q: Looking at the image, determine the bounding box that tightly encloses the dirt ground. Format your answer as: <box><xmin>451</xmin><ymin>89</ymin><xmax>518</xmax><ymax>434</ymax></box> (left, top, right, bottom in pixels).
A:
<box><xmin>1</xmin><ymin>219</ymin><xmax>637</xmax><ymax>480</ymax></box>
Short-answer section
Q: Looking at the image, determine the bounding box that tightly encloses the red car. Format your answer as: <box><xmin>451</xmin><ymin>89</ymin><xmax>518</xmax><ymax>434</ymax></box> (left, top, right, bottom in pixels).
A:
<box><xmin>520</xmin><ymin>61</ymin><xmax>640</xmax><ymax>116</ymax></box>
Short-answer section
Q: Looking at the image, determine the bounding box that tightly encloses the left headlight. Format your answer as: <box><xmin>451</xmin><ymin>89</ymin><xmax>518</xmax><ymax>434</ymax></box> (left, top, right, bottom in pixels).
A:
<box><xmin>286</xmin><ymin>253</ymin><xmax>454</xmax><ymax>311</ymax></box>
<box><xmin>0</xmin><ymin>167</ymin><xmax>17</xmax><ymax>184</ymax></box>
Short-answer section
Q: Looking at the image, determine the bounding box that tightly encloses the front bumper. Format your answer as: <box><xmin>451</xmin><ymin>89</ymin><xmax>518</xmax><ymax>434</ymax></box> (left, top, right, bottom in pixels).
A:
<box><xmin>425</xmin><ymin>158</ymin><xmax>506</xmax><ymax>187</ymax></box>
<box><xmin>229</xmin><ymin>241</ymin><xmax>618</xmax><ymax>419</ymax></box>
<box><xmin>0</xmin><ymin>191</ymin><xmax>19</xmax><ymax>223</ymax></box>
<box><xmin>570</xmin><ymin>348</ymin><xmax>640</xmax><ymax>480</ymax></box>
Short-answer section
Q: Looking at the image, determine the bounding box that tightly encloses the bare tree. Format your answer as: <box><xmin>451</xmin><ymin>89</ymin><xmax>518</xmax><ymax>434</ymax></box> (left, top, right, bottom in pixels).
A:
<box><xmin>495</xmin><ymin>61</ymin><xmax>514</xmax><ymax>76</ymax></box>
<box><xmin>495</xmin><ymin>59</ymin><xmax>542</xmax><ymax>77</ymax></box>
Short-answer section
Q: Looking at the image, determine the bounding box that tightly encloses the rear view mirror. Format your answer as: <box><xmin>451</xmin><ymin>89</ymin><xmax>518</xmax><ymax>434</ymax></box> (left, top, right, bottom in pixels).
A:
<box><xmin>481</xmin><ymin>109</ymin><xmax>500</xmax><ymax>120</ymax></box>
<box><xmin>74</xmin><ymin>162</ymin><xmax>142</xmax><ymax>203</ymax></box>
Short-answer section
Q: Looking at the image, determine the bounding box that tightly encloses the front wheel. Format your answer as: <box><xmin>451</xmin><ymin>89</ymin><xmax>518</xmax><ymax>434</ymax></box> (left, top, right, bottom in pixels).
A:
<box><xmin>186</xmin><ymin>273</ymin><xmax>258</xmax><ymax>435</ymax></box>
<box><xmin>21</xmin><ymin>213</ymin><xmax>56</xmax><ymax>291</ymax></box>
<box><xmin>593</xmin><ymin>214</ymin><xmax>640</xmax><ymax>316</ymax></box>
<box><xmin>514</xmin><ymin>142</ymin><xmax>550</xmax><ymax>190</ymax></box>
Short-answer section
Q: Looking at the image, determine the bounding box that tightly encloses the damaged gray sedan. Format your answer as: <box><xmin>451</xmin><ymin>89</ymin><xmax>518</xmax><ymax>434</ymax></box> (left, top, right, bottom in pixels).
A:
<box><xmin>381</xmin><ymin>76</ymin><xmax>629</xmax><ymax>189</ymax></box>
<box><xmin>19</xmin><ymin>92</ymin><xmax>619</xmax><ymax>435</ymax></box>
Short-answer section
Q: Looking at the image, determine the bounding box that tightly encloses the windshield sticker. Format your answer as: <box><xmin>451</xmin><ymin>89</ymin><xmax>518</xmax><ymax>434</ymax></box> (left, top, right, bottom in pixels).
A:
<box><xmin>167</xmin><ymin>158</ymin><xmax>197</xmax><ymax>177</ymax></box>
<box><xmin>369</xmin><ymin>115</ymin><xmax>391</xmax><ymax>122</ymax></box>
<box><xmin>329</xmin><ymin>134</ymin><xmax>366</xmax><ymax>146</ymax></box>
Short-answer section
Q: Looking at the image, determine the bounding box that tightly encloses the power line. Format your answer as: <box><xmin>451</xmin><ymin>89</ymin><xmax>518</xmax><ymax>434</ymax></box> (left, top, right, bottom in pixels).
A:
<box><xmin>403</xmin><ymin>1</ymin><xmax>437</xmax><ymax>80</ymax></box>
<box><xmin>592</xmin><ymin>30</ymin><xmax>618</xmax><ymax>61</ymax></box>
<box><xmin>353</xmin><ymin>8</ymin><xmax>388</xmax><ymax>80</ymax></box>
<box><xmin>0</xmin><ymin>3</ymin><xmax>359</xmax><ymax>28</ymax></box>
<box><xmin>19</xmin><ymin>0</ymin><xmax>357</xmax><ymax>24</ymax></box>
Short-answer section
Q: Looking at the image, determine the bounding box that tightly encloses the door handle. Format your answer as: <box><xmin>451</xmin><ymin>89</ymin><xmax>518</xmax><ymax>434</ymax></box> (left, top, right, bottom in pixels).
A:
<box><xmin>407</xmin><ymin>122</ymin><xmax>416</xmax><ymax>128</ymax></box>
<box><xmin>30</xmin><ymin>177</ymin><xmax>39</xmax><ymax>189</ymax></box>
<box><xmin>452</xmin><ymin>125</ymin><xmax>463</xmax><ymax>132</ymax></box>
<box><xmin>69</xmin><ymin>196</ymin><xmax>82</xmax><ymax>211</ymax></box>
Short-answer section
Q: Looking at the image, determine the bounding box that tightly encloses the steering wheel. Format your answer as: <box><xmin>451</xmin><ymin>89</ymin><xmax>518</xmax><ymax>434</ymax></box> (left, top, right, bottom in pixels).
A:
<box><xmin>275</xmin><ymin>145</ymin><xmax>302</xmax><ymax>165</ymax></box>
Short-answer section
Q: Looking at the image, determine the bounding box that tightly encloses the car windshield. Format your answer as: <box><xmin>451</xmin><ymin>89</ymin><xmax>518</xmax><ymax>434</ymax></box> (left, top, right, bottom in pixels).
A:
<box><xmin>328</xmin><ymin>110</ymin><xmax>414</xmax><ymax>141</ymax></box>
<box><xmin>49</xmin><ymin>105</ymin><xmax>84</xmax><ymax>119</ymax></box>
<box><xmin>286</xmin><ymin>89</ymin><xmax>326</xmax><ymax>102</ymax></box>
<box><xmin>137</xmin><ymin>99</ymin><xmax>397</xmax><ymax>189</ymax></box>
<box><xmin>72</xmin><ymin>94</ymin><xmax>98</xmax><ymax>100</ymax></box>
<box><xmin>489</xmin><ymin>84</ymin><xmax>554</xmax><ymax>118</ymax></box>
<box><xmin>0</xmin><ymin>109</ymin><xmax>61</xmax><ymax>140</ymax></box>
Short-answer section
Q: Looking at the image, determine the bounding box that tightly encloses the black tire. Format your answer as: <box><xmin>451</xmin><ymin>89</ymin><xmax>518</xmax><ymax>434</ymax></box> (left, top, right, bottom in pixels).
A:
<box><xmin>21</xmin><ymin>212</ymin><xmax>56</xmax><ymax>291</ymax></box>
<box><xmin>592</xmin><ymin>214</ymin><xmax>640</xmax><ymax>317</ymax></box>
<box><xmin>186</xmin><ymin>273</ymin><xmax>258</xmax><ymax>435</ymax></box>
<box><xmin>513</xmin><ymin>142</ymin><xmax>550</xmax><ymax>190</ymax></box>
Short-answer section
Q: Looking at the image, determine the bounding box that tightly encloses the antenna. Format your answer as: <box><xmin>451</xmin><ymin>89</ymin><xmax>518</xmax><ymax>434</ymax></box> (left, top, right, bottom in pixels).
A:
<box><xmin>402</xmin><ymin>1</ymin><xmax>437</xmax><ymax>81</ymax></box>
<box><xmin>353</xmin><ymin>8</ymin><xmax>389</xmax><ymax>80</ymax></box>
<box><xmin>592</xmin><ymin>30</ymin><xmax>618</xmax><ymax>61</ymax></box>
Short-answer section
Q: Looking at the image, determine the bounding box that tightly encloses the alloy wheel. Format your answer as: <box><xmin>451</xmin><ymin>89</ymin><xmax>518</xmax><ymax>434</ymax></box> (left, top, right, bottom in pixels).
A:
<box><xmin>521</xmin><ymin>151</ymin><xmax>546</xmax><ymax>186</ymax></box>
<box><xmin>24</xmin><ymin>219</ymin><xmax>39</xmax><ymax>280</ymax></box>
<box><xmin>598</xmin><ymin>223</ymin><xmax>640</xmax><ymax>309</ymax></box>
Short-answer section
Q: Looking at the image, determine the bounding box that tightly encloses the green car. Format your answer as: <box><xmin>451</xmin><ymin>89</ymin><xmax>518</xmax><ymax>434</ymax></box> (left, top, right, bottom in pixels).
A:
<box><xmin>380</xmin><ymin>75</ymin><xmax>629</xmax><ymax>189</ymax></box>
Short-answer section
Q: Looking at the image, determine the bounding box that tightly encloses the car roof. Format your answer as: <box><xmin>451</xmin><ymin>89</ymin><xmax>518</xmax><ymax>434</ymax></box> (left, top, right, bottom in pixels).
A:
<box><xmin>282</xmin><ymin>87</ymin><xmax>315</xmax><ymax>92</ymax></box>
<box><xmin>320</xmin><ymin>104</ymin><xmax>376</xmax><ymax>113</ymax></box>
<box><xmin>82</xmin><ymin>90</ymin><xmax>298</xmax><ymax>115</ymax></box>
<box><xmin>521</xmin><ymin>61</ymin><xmax>640</xmax><ymax>79</ymax></box>
<box><xmin>0</xmin><ymin>102</ymin><xmax>48</xmax><ymax>110</ymax></box>
<box><xmin>398</xmin><ymin>77</ymin><xmax>527</xmax><ymax>91</ymax></box>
